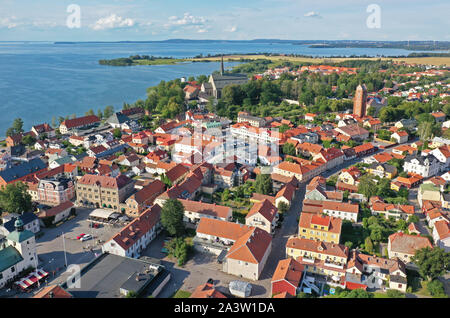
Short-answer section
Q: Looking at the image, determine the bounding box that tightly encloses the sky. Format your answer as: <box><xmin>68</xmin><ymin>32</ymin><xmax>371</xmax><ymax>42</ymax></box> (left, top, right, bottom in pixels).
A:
<box><xmin>0</xmin><ymin>0</ymin><xmax>449</xmax><ymax>42</ymax></box>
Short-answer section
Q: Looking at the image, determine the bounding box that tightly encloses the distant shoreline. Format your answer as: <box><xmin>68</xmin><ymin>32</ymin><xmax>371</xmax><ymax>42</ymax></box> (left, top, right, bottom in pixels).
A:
<box><xmin>99</xmin><ymin>53</ymin><xmax>450</xmax><ymax>67</ymax></box>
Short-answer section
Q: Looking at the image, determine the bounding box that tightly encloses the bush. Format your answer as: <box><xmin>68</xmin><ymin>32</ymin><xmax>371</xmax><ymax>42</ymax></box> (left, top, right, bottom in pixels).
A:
<box><xmin>427</xmin><ymin>279</ymin><xmax>447</xmax><ymax>298</ymax></box>
<box><xmin>386</xmin><ymin>289</ymin><xmax>405</xmax><ymax>298</ymax></box>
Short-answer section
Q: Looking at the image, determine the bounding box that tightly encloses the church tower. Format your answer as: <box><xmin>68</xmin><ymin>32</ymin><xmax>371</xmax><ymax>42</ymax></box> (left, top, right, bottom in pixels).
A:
<box><xmin>220</xmin><ymin>55</ymin><xmax>224</xmax><ymax>75</ymax></box>
<box><xmin>6</xmin><ymin>218</ymin><xmax>37</xmax><ymax>269</ymax></box>
<box><xmin>353</xmin><ymin>84</ymin><xmax>368</xmax><ymax>118</ymax></box>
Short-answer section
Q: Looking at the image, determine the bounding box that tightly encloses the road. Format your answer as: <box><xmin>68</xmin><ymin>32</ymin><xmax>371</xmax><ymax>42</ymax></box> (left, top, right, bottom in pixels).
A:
<box><xmin>253</xmin><ymin>139</ymin><xmax>413</xmax><ymax>296</ymax></box>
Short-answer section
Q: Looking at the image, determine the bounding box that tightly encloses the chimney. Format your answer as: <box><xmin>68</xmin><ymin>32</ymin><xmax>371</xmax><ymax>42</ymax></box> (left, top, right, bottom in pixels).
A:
<box><xmin>49</xmin><ymin>291</ymin><xmax>54</xmax><ymax>298</ymax></box>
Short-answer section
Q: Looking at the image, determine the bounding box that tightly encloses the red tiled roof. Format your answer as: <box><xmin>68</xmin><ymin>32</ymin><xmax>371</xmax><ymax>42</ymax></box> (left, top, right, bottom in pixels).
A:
<box><xmin>77</xmin><ymin>174</ymin><xmax>132</xmax><ymax>189</ymax></box>
<box><xmin>38</xmin><ymin>201</ymin><xmax>74</xmax><ymax>218</ymax></box>
<box><xmin>271</xmin><ymin>258</ymin><xmax>303</xmax><ymax>287</ymax></box>
<box><xmin>179</xmin><ymin>199</ymin><xmax>231</xmax><ymax>219</ymax></box>
<box><xmin>353</xmin><ymin>142</ymin><xmax>375</xmax><ymax>154</ymax></box>
<box><xmin>299</xmin><ymin>213</ymin><xmax>342</xmax><ymax>234</ymax></box>
<box><xmin>388</xmin><ymin>232</ymin><xmax>432</xmax><ymax>255</ymax></box>
<box><xmin>247</xmin><ymin>199</ymin><xmax>278</xmax><ymax>222</ymax></box>
<box><xmin>434</xmin><ymin>220</ymin><xmax>450</xmax><ymax>240</ymax></box>
<box><xmin>190</xmin><ymin>283</ymin><xmax>227</xmax><ymax>298</ymax></box>
<box><xmin>286</xmin><ymin>237</ymin><xmax>348</xmax><ymax>258</ymax></box>
<box><xmin>110</xmin><ymin>205</ymin><xmax>161</xmax><ymax>251</ymax></box>
<box><xmin>61</xmin><ymin>115</ymin><xmax>100</xmax><ymax>129</ymax></box>
<box><xmin>33</xmin><ymin>285</ymin><xmax>73</xmax><ymax>298</ymax></box>
<box><xmin>196</xmin><ymin>218</ymin><xmax>252</xmax><ymax>241</ymax></box>
<box><xmin>225</xmin><ymin>227</ymin><xmax>272</xmax><ymax>264</ymax></box>
<box><xmin>132</xmin><ymin>180</ymin><xmax>165</xmax><ymax>204</ymax></box>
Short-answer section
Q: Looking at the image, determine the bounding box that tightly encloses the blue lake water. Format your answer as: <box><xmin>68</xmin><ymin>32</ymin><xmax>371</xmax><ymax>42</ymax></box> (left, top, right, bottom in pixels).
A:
<box><xmin>0</xmin><ymin>41</ymin><xmax>437</xmax><ymax>137</ymax></box>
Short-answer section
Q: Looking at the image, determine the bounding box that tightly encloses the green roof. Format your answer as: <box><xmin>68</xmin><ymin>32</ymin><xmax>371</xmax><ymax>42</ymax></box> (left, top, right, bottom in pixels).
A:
<box><xmin>419</xmin><ymin>183</ymin><xmax>440</xmax><ymax>193</ymax></box>
<box><xmin>0</xmin><ymin>246</ymin><xmax>23</xmax><ymax>272</ymax></box>
<box><xmin>6</xmin><ymin>229</ymin><xmax>34</xmax><ymax>243</ymax></box>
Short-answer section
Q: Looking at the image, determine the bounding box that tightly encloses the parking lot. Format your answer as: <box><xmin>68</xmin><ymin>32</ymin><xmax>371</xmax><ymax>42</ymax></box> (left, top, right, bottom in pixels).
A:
<box><xmin>140</xmin><ymin>233</ymin><xmax>272</xmax><ymax>298</ymax></box>
<box><xmin>35</xmin><ymin>207</ymin><xmax>123</xmax><ymax>285</ymax></box>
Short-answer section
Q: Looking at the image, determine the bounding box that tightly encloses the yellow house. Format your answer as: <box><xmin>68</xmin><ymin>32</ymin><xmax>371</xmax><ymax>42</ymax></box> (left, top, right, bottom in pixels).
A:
<box><xmin>367</xmin><ymin>163</ymin><xmax>397</xmax><ymax>179</ymax></box>
<box><xmin>298</xmin><ymin>213</ymin><xmax>342</xmax><ymax>244</ymax></box>
<box><xmin>286</xmin><ymin>237</ymin><xmax>349</xmax><ymax>278</ymax></box>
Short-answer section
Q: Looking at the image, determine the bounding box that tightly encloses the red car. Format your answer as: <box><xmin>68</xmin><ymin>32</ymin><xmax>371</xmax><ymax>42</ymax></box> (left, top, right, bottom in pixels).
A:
<box><xmin>76</xmin><ymin>233</ymin><xmax>86</xmax><ymax>240</ymax></box>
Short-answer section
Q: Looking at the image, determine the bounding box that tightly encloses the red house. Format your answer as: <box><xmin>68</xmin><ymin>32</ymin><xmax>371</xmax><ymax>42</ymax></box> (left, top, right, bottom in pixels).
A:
<box><xmin>271</xmin><ymin>258</ymin><xmax>304</xmax><ymax>297</ymax></box>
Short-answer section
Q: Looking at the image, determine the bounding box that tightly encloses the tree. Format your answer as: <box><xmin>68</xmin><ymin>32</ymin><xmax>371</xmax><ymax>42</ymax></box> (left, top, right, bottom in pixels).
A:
<box><xmin>22</xmin><ymin>135</ymin><xmax>36</xmax><ymax>146</ymax></box>
<box><xmin>113</xmin><ymin>128</ymin><xmax>122</xmax><ymax>139</ymax></box>
<box><xmin>221</xmin><ymin>189</ymin><xmax>231</xmax><ymax>202</ymax></box>
<box><xmin>160</xmin><ymin>199</ymin><xmax>185</xmax><ymax>237</ymax></box>
<box><xmin>160</xmin><ymin>174</ymin><xmax>172</xmax><ymax>188</ymax></box>
<box><xmin>282</xmin><ymin>143</ymin><xmax>296</xmax><ymax>156</ymax></box>
<box><xmin>12</xmin><ymin>118</ymin><xmax>24</xmax><ymax>134</ymax></box>
<box><xmin>407</xmin><ymin>214</ymin><xmax>420</xmax><ymax>224</ymax></box>
<box><xmin>166</xmin><ymin>237</ymin><xmax>190</xmax><ymax>266</ymax></box>
<box><xmin>5</xmin><ymin>127</ymin><xmax>16</xmax><ymax>137</ymax></box>
<box><xmin>255</xmin><ymin>174</ymin><xmax>273</xmax><ymax>195</ymax></box>
<box><xmin>344</xmin><ymin>241</ymin><xmax>353</xmax><ymax>249</ymax></box>
<box><xmin>0</xmin><ymin>182</ymin><xmax>32</xmax><ymax>214</ymax></box>
<box><xmin>278</xmin><ymin>202</ymin><xmax>289</xmax><ymax>214</ymax></box>
<box><xmin>358</xmin><ymin>174</ymin><xmax>377</xmax><ymax>199</ymax></box>
<box><xmin>412</xmin><ymin>247</ymin><xmax>450</xmax><ymax>280</ymax></box>
<box><xmin>97</xmin><ymin>109</ymin><xmax>103</xmax><ymax>120</ymax></box>
<box><xmin>365</xmin><ymin>236</ymin><xmax>374</xmax><ymax>254</ymax></box>
<box><xmin>126</xmin><ymin>291</ymin><xmax>138</xmax><ymax>298</ymax></box>
<box><xmin>417</xmin><ymin>121</ymin><xmax>433</xmax><ymax>142</ymax></box>
<box><xmin>103</xmin><ymin>105</ymin><xmax>115</xmax><ymax>119</ymax></box>
<box><xmin>427</xmin><ymin>279</ymin><xmax>447</xmax><ymax>298</ymax></box>
<box><xmin>376</xmin><ymin>178</ymin><xmax>395</xmax><ymax>198</ymax></box>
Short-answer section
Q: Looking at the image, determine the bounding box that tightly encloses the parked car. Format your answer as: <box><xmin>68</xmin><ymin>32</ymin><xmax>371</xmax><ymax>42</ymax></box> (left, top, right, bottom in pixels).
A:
<box><xmin>76</xmin><ymin>233</ymin><xmax>86</xmax><ymax>240</ymax></box>
<box><xmin>80</xmin><ymin>234</ymin><xmax>92</xmax><ymax>242</ymax></box>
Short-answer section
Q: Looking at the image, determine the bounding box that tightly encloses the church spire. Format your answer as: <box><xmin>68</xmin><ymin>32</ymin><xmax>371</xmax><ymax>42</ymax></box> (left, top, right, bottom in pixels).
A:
<box><xmin>221</xmin><ymin>55</ymin><xmax>224</xmax><ymax>75</ymax></box>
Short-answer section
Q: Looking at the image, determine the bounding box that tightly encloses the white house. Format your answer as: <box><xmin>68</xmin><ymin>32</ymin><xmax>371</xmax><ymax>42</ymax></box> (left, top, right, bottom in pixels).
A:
<box><xmin>391</xmin><ymin>131</ymin><xmax>409</xmax><ymax>144</ymax></box>
<box><xmin>102</xmin><ymin>205</ymin><xmax>161</xmax><ymax>258</ymax></box>
<box><xmin>432</xmin><ymin>220</ymin><xmax>450</xmax><ymax>252</ymax></box>
<box><xmin>430</xmin><ymin>145</ymin><xmax>450</xmax><ymax>171</ymax></box>
<box><xmin>403</xmin><ymin>154</ymin><xmax>441</xmax><ymax>178</ymax></box>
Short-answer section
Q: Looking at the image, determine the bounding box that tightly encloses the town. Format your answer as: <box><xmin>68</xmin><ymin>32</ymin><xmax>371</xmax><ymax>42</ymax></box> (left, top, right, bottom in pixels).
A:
<box><xmin>0</xmin><ymin>56</ymin><xmax>449</xmax><ymax>299</ymax></box>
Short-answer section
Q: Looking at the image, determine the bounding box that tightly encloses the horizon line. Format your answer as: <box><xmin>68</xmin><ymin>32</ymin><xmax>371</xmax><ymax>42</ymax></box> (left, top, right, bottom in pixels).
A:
<box><xmin>1</xmin><ymin>39</ymin><xmax>450</xmax><ymax>43</ymax></box>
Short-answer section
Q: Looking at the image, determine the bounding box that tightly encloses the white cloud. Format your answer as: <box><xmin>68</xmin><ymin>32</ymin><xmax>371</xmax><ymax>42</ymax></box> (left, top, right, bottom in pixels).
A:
<box><xmin>167</xmin><ymin>12</ymin><xmax>206</xmax><ymax>27</ymax></box>
<box><xmin>165</xmin><ymin>12</ymin><xmax>209</xmax><ymax>33</ymax></box>
<box><xmin>226</xmin><ymin>26</ymin><xmax>238</xmax><ymax>32</ymax></box>
<box><xmin>0</xmin><ymin>16</ymin><xmax>19</xmax><ymax>29</ymax></box>
<box><xmin>91</xmin><ymin>14</ymin><xmax>135</xmax><ymax>31</ymax></box>
<box><xmin>304</xmin><ymin>11</ymin><xmax>322</xmax><ymax>18</ymax></box>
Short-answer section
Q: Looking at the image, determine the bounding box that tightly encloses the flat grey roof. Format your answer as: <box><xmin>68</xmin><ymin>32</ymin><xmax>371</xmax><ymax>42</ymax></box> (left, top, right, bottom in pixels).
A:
<box><xmin>65</xmin><ymin>253</ymin><xmax>165</xmax><ymax>298</ymax></box>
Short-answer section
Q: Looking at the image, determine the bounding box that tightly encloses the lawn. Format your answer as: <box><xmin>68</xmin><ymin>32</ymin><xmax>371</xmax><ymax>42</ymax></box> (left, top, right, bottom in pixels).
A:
<box><xmin>192</xmin><ymin>55</ymin><xmax>450</xmax><ymax>67</ymax></box>
<box><xmin>172</xmin><ymin>290</ymin><xmax>192</xmax><ymax>298</ymax></box>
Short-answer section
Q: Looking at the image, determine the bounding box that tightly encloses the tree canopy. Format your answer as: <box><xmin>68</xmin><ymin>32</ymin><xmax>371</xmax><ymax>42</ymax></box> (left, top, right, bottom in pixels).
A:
<box><xmin>412</xmin><ymin>247</ymin><xmax>450</xmax><ymax>280</ymax></box>
<box><xmin>160</xmin><ymin>199</ymin><xmax>185</xmax><ymax>237</ymax></box>
<box><xmin>0</xmin><ymin>182</ymin><xmax>33</xmax><ymax>214</ymax></box>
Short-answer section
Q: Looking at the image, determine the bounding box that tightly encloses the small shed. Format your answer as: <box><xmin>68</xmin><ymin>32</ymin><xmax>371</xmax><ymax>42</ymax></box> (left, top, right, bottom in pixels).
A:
<box><xmin>229</xmin><ymin>280</ymin><xmax>252</xmax><ymax>298</ymax></box>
